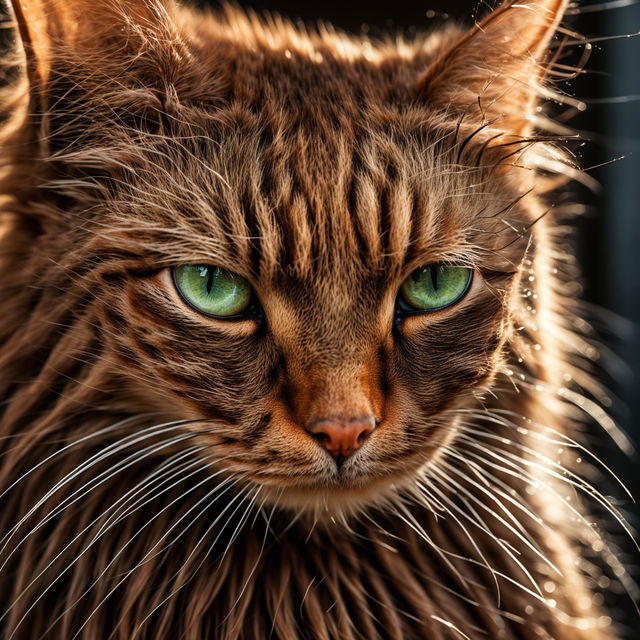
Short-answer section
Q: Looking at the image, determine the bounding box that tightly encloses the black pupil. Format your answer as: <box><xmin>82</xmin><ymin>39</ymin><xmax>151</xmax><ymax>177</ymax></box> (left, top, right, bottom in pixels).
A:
<box><xmin>411</xmin><ymin>266</ymin><xmax>440</xmax><ymax>290</ymax></box>
<box><xmin>430</xmin><ymin>267</ymin><xmax>439</xmax><ymax>290</ymax></box>
<box><xmin>196</xmin><ymin>266</ymin><xmax>216</xmax><ymax>295</ymax></box>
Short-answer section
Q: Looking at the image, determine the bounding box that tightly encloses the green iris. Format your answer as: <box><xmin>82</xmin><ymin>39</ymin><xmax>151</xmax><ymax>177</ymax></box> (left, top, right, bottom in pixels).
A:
<box><xmin>399</xmin><ymin>265</ymin><xmax>472</xmax><ymax>312</ymax></box>
<box><xmin>172</xmin><ymin>265</ymin><xmax>253</xmax><ymax>318</ymax></box>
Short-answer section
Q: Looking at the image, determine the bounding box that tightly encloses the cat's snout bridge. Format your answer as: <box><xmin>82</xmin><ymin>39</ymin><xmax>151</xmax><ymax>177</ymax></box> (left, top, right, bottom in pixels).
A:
<box><xmin>305</xmin><ymin>415</ymin><xmax>376</xmax><ymax>459</ymax></box>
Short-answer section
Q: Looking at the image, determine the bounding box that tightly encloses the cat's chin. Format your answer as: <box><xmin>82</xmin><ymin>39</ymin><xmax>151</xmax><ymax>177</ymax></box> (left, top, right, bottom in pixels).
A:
<box><xmin>254</xmin><ymin>464</ymin><xmax>428</xmax><ymax>518</ymax></box>
<box><xmin>235</xmin><ymin>441</ymin><xmax>449</xmax><ymax>517</ymax></box>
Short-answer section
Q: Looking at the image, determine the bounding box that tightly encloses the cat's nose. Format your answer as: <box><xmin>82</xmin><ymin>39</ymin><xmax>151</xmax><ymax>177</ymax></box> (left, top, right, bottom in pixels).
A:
<box><xmin>305</xmin><ymin>415</ymin><xmax>376</xmax><ymax>459</ymax></box>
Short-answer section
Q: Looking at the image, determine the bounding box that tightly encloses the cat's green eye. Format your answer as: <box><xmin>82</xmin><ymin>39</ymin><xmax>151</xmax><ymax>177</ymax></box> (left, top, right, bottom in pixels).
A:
<box><xmin>172</xmin><ymin>265</ymin><xmax>253</xmax><ymax>318</ymax></box>
<box><xmin>399</xmin><ymin>265</ymin><xmax>473</xmax><ymax>312</ymax></box>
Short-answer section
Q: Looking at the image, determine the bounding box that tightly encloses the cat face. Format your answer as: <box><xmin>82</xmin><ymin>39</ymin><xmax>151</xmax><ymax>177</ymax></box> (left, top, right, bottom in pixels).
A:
<box><xmin>88</xmin><ymin>75</ymin><xmax>528</xmax><ymax>511</ymax></box>
<box><xmin>10</xmin><ymin>0</ymin><xmax>563</xmax><ymax>511</ymax></box>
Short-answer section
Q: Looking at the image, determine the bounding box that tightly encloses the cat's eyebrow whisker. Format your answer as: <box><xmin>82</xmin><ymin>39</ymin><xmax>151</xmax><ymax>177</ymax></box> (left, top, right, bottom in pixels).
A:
<box><xmin>566</xmin><ymin>0</ymin><xmax>640</xmax><ymax>15</ymax></box>
<box><xmin>0</xmin><ymin>0</ymin><xmax>633</xmax><ymax>632</ymax></box>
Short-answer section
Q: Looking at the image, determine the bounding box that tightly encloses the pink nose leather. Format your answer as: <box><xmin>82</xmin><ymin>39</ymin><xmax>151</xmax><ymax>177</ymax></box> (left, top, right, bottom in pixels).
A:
<box><xmin>306</xmin><ymin>416</ymin><xmax>376</xmax><ymax>458</ymax></box>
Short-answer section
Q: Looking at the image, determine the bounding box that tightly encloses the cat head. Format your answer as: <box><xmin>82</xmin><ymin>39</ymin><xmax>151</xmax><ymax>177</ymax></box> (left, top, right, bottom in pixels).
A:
<box><xmin>6</xmin><ymin>0</ymin><xmax>570</xmax><ymax>512</ymax></box>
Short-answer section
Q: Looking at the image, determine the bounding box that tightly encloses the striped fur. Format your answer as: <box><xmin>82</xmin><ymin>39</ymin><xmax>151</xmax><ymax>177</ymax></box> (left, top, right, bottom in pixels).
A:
<box><xmin>0</xmin><ymin>1</ymin><xmax>632</xmax><ymax>638</ymax></box>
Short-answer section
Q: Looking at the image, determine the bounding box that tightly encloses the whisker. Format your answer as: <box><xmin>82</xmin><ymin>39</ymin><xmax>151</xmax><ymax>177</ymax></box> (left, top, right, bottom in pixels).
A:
<box><xmin>126</xmin><ymin>482</ymin><xmax>261</xmax><ymax>639</ymax></box>
<box><xmin>6</xmin><ymin>446</ymin><xmax>210</xmax><ymax>631</ymax></box>
<box><xmin>0</xmin><ymin>418</ymin><xmax>199</xmax><ymax>551</ymax></box>
<box><xmin>11</xmin><ymin>460</ymin><xmax>241</xmax><ymax>640</ymax></box>
<box><xmin>0</xmin><ymin>429</ymin><xmax>203</xmax><ymax>571</ymax></box>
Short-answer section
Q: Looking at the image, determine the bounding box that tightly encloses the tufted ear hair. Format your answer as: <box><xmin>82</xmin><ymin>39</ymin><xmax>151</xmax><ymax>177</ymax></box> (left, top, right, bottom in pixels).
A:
<box><xmin>10</xmin><ymin>0</ymin><xmax>176</xmax><ymax>103</ymax></box>
<box><xmin>7</xmin><ymin>0</ymin><xmax>219</xmax><ymax>155</ymax></box>
<box><xmin>418</xmin><ymin>0</ymin><xmax>570</xmax><ymax>133</ymax></box>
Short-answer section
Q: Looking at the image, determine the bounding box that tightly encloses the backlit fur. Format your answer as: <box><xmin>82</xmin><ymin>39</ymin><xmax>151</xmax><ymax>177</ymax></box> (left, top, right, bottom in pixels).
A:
<box><xmin>0</xmin><ymin>0</ymin><xmax>633</xmax><ymax>638</ymax></box>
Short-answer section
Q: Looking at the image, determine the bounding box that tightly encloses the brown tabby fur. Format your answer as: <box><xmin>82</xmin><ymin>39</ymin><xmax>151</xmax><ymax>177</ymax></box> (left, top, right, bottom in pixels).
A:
<box><xmin>0</xmin><ymin>0</ymin><xmax>632</xmax><ymax>637</ymax></box>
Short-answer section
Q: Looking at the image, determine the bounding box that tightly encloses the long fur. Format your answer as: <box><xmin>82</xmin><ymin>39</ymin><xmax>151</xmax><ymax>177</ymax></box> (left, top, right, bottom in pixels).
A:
<box><xmin>0</xmin><ymin>1</ymin><xmax>634</xmax><ymax>638</ymax></box>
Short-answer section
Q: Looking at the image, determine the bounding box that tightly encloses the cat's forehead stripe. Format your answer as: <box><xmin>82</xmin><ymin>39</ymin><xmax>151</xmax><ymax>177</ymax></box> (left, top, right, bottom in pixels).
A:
<box><xmin>194</xmin><ymin>121</ymin><xmax>525</xmax><ymax>282</ymax></box>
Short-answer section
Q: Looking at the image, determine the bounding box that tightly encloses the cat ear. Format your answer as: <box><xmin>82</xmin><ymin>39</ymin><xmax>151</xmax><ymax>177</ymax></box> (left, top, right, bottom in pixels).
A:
<box><xmin>10</xmin><ymin>0</ymin><xmax>173</xmax><ymax>89</ymax></box>
<box><xmin>417</xmin><ymin>0</ymin><xmax>570</xmax><ymax>132</ymax></box>
<box><xmin>9</xmin><ymin>0</ymin><xmax>186</xmax><ymax>140</ymax></box>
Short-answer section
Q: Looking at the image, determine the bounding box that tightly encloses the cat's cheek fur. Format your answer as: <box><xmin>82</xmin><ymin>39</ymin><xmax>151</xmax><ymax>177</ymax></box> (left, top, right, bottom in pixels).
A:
<box><xmin>396</xmin><ymin>279</ymin><xmax>508</xmax><ymax>402</ymax></box>
<box><xmin>98</xmin><ymin>282</ymin><xmax>275</xmax><ymax>424</ymax></box>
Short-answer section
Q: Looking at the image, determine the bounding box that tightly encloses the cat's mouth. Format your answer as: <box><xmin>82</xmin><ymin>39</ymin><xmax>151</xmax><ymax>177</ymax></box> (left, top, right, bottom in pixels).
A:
<box><xmin>257</xmin><ymin>465</ymin><xmax>427</xmax><ymax>515</ymax></box>
<box><xmin>192</xmin><ymin>407</ymin><xmax>459</xmax><ymax>514</ymax></box>
<box><xmin>238</xmin><ymin>442</ymin><xmax>442</xmax><ymax>515</ymax></box>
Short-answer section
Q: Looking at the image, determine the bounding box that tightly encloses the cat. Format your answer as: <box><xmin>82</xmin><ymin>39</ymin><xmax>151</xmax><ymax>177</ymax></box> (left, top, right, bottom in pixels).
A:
<box><xmin>0</xmin><ymin>0</ymin><xmax>634</xmax><ymax>637</ymax></box>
